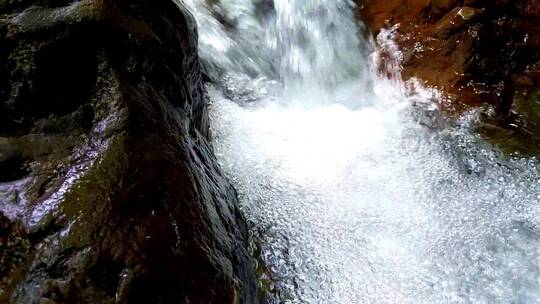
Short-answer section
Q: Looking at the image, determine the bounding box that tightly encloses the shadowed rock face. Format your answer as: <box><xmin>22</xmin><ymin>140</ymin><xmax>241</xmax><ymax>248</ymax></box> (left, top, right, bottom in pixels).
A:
<box><xmin>360</xmin><ymin>0</ymin><xmax>540</xmax><ymax>115</ymax></box>
<box><xmin>0</xmin><ymin>0</ymin><xmax>258</xmax><ymax>303</ymax></box>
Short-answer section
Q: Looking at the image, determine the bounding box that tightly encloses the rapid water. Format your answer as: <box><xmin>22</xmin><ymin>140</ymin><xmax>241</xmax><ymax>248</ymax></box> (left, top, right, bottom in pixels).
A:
<box><xmin>182</xmin><ymin>1</ymin><xmax>540</xmax><ymax>303</ymax></box>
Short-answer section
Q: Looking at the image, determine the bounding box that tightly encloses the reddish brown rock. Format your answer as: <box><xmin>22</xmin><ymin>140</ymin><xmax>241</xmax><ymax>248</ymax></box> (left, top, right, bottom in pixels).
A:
<box><xmin>360</xmin><ymin>0</ymin><xmax>540</xmax><ymax>115</ymax></box>
<box><xmin>434</xmin><ymin>7</ymin><xmax>482</xmax><ymax>38</ymax></box>
<box><xmin>431</xmin><ymin>0</ymin><xmax>459</xmax><ymax>16</ymax></box>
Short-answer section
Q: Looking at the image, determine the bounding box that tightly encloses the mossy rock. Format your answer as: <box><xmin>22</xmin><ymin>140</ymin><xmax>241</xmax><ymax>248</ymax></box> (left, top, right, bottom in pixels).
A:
<box><xmin>477</xmin><ymin>89</ymin><xmax>540</xmax><ymax>156</ymax></box>
<box><xmin>0</xmin><ymin>0</ymin><xmax>258</xmax><ymax>303</ymax></box>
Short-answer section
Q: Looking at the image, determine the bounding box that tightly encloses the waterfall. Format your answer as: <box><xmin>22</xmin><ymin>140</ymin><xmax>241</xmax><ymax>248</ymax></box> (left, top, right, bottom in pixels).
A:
<box><xmin>183</xmin><ymin>0</ymin><xmax>540</xmax><ymax>303</ymax></box>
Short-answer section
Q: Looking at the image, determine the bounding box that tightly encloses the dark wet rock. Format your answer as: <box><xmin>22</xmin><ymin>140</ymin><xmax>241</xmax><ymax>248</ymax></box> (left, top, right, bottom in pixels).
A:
<box><xmin>431</xmin><ymin>0</ymin><xmax>458</xmax><ymax>16</ymax></box>
<box><xmin>0</xmin><ymin>0</ymin><xmax>258</xmax><ymax>303</ymax></box>
<box><xmin>433</xmin><ymin>6</ymin><xmax>482</xmax><ymax>39</ymax></box>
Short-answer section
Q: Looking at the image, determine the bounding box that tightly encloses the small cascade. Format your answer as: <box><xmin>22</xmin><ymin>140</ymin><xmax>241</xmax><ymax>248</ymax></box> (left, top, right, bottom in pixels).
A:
<box><xmin>183</xmin><ymin>0</ymin><xmax>540</xmax><ymax>303</ymax></box>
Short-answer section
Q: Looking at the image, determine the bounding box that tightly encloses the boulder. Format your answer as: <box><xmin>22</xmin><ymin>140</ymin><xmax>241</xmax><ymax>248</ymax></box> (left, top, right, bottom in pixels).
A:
<box><xmin>431</xmin><ymin>0</ymin><xmax>458</xmax><ymax>16</ymax></box>
<box><xmin>434</xmin><ymin>7</ymin><xmax>483</xmax><ymax>38</ymax></box>
<box><xmin>0</xmin><ymin>0</ymin><xmax>258</xmax><ymax>303</ymax></box>
<box><xmin>360</xmin><ymin>0</ymin><xmax>540</xmax><ymax>115</ymax></box>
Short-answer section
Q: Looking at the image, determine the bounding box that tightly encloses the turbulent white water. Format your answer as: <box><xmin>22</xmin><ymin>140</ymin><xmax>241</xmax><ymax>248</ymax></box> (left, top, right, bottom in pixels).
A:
<box><xmin>182</xmin><ymin>0</ymin><xmax>540</xmax><ymax>303</ymax></box>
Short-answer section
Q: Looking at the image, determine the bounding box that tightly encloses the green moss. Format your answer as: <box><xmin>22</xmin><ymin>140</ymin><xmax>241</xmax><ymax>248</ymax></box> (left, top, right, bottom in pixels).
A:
<box><xmin>478</xmin><ymin>89</ymin><xmax>540</xmax><ymax>157</ymax></box>
<box><xmin>0</xmin><ymin>219</ymin><xmax>31</xmax><ymax>304</ymax></box>
<box><xmin>59</xmin><ymin>135</ymin><xmax>127</xmax><ymax>249</ymax></box>
<box><xmin>248</xmin><ymin>237</ymin><xmax>274</xmax><ymax>302</ymax></box>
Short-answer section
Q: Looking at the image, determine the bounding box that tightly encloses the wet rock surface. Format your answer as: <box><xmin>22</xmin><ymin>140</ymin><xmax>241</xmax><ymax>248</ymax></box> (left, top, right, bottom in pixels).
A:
<box><xmin>360</xmin><ymin>0</ymin><xmax>540</xmax><ymax>115</ymax></box>
<box><xmin>0</xmin><ymin>0</ymin><xmax>257</xmax><ymax>303</ymax></box>
<box><xmin>360</xmin><ymin>0</ymin><xmax>540</xmax><ymax>155</ymax></box>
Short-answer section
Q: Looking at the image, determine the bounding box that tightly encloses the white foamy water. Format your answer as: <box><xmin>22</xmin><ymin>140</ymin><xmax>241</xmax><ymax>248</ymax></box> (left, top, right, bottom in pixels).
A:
<box><xmin>182</xmin><ymin>0</ymin><xmax>540</xmax><ymax>303</ymax></box>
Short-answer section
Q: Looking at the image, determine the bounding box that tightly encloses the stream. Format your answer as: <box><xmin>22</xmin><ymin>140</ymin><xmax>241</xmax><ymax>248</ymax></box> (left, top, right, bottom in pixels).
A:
<box><xmin>183</xmin><ymin>0</ymin><xmax>540</xmax><ymax>303</ymax></box>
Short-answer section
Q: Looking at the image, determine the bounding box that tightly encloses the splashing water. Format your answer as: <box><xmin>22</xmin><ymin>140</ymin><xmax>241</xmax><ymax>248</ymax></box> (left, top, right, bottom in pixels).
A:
<box><xmin>182</xmin><ymin>0</ymin><xmax>540</xmax><ymax>303</ymax></box>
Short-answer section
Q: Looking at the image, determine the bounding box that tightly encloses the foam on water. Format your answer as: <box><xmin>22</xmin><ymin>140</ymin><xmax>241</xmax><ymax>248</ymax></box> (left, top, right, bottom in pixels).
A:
<box><xmin>182</xmin><ymin>0</ymin><xmax>540</xmax><ymax>303</ymax></box>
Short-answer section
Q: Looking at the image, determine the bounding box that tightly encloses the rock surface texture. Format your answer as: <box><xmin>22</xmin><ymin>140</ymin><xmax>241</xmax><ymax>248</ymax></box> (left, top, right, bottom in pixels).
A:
<box><xmin>0</xmin><ymin>0</ymin><xmax>257</xmax><ymax>303</ymax></box>
<box><xmin>360</xmin><ymin>0</ymin><xmax>540</xmax><ymax>114</ymax></box>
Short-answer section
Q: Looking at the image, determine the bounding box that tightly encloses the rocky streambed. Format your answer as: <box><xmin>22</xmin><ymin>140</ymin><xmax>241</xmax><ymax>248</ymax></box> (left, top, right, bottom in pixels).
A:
<box><xmin>1</xmin><ymin>0</ymin><xmax>540</xmax><ymax>303</ymax></box>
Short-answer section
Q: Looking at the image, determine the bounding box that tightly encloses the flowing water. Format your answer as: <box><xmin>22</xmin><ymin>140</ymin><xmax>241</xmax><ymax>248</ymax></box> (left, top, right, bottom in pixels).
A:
<box><xmin>182</xmin><ymin>1</ymin><xmax>540</xmax><ymax>303</ymax></box>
